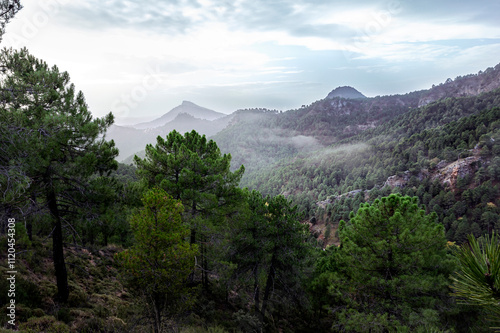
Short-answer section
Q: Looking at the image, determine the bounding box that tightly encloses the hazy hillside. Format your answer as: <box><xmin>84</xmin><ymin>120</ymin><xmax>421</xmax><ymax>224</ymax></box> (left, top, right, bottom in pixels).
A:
<box><xmin>417</xmin><ymin>63</ymin><xmax>500</xmax><ymax>106</ymax></box>
<box><xmin>213</xmin><ymin>64</ymin><xmax>500</xmax><ymax>176</ymax></box>
<box><xmin>209</xmin><ymin>64</ymin><xmax>500</xmax><ymax>248</ymax></box>
<box><xmin>106</xmin><ymin>124</ymin><xmax>156</xmax><ymax>160</ymax></box>
<box><xmin>132</xmin><ymin>100</ymin><xmax>226</xmax><ymax>129</ymax></box>
<box><xmin>111</xmin><ymin>64</ymin><xmax>500</xmax><ymax>164</ymax></box>
<box><xmin>109</xmin><ymin>102</ymin><xmax>234</xmax><ymax>160</ymax></box>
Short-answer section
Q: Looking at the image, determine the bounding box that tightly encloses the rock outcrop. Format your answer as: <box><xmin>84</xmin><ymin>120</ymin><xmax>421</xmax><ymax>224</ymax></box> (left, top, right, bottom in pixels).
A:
<box><xmin>432</xmin><ymin>155</ymin><xmax>481</xmax><ymax>190</ymax></box>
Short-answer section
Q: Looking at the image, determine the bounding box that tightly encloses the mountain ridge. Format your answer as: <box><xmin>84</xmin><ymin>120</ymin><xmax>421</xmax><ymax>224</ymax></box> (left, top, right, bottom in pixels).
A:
<box><xmin>110</xmin><ymin>62</ymin><xmax>500</xmax><ymax>165</ymax></box>
<box><xmin>132</xmin><ymin>100</ymin><xmax>226</xmax><ymax>129</ymax></box>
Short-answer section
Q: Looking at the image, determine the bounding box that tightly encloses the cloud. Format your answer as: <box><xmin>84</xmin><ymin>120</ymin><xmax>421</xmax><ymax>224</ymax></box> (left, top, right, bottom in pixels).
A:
<box><xmin>4</xmin><ymin>0</ymin><xmax>499</xmax><ymax>118</ymax></box>
<box><xmin>49</xmin><ymin>0</ymin><xmax>500</xmax><ymax>59</ymax></box>
<box><xmin>56</xmin><ymin>0</ymin><xmax>195</xmax><ymax>33</ymax></box>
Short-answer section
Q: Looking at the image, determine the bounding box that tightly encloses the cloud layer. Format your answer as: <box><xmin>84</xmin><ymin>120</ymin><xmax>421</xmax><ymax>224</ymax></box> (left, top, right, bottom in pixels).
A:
<box><xmin>3</xmin><ymin>0</ymin><xmax>500</xmax><ymax>117</ymax></box>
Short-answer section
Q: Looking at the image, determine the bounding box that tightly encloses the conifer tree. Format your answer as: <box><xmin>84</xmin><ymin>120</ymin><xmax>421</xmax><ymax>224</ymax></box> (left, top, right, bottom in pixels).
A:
<box><xmin>135</xmin><ymin>129</ymin><xmax>244</xmax><ymax>220</ymax></box>
<box><xmin>116</xmin><ymin>188</ymin><xmax>197</xmax><ymax>333</ymax></box>
<box><xmin>0</xmin><ymin>0</ymin><xmax>21</xmax><ymax>42</ymax></box>
<box><xmin>0</xmin><ymin>48</ymin><xmax>118</xmax><ymax>301</ymax></box>
<box><xmin>135</xmin><ymin>129</ymin><xmax>244</xmax><ymax>289</ymax></box>
<box><xmin>328</xmin><ymin>194</ymin><xmax>456</xmax><ymax>331</ymax></box>
<box><xmin>230</xmin><ymin>191</ymin><xmax>311</xmax><ymax>321</ymax></box>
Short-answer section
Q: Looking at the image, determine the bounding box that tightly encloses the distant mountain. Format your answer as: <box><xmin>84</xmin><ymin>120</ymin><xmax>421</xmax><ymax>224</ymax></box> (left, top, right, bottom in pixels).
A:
<box><xmin>211</xmin><ymin>62</ymin><xmax>500</xmax><ymax>188</ymax></box>
<box><xmin>326</xmin><ymin>86</ymin><xmax>367</xmax><ymax>99</ymax></box>
<box><xmin>132</xmin><ymin>101</ymin><xmax>226</xmax><ymax>129</ymax></box>
<box><xmin>159</xmin><ymin>112</ymin><xmax>231</xmax><ymax>137</ymax></box>
<box><xmin>109</xmin><ymin>111</ymin><xmax>234</xmax><ymax>161</ymax></box>
<box><xmin>106</xmin><ymin>124</ymin><xmax>156</xmax><ymax>161</ymax></box>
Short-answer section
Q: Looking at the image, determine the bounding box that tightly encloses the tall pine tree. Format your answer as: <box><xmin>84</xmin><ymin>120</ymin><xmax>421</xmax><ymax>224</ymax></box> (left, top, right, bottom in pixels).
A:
<box><xmin>116</xmin><ymin>188</ymin><xmax>198</xmax><ymax>333</ymax></box>
<box><xmin>0</xmin><ymin>48</ymin><xmax>118</xmax><ymax>301</ymax></box>
<box><xmin>135</xmin><ymin>130</ymin><xmax>244</xmax><ymax>289</ymax></box>
<box><xmin>326</xmin><ymin>194</ymin><xmax>456</xmax><ymax>331</ymax></box>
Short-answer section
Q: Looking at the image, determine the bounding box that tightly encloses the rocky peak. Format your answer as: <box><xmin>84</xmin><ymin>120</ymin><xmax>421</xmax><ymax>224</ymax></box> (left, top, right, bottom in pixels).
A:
<box><xmin>326</xmin><ymin>86</ymin><xmax>367</xmax><ymax>100</ymax></box>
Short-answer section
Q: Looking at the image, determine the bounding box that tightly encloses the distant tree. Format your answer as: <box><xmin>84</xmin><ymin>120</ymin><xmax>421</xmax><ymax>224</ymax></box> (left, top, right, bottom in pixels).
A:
<box><xmin>115</xmin><ymin>188</ymin><xmax>198</xmax><ymax>333</ymax></box>
<box><xmin>327</xmin><ymin>194</ymin><xmax>456</xmax><ymax>331</ymax></box>
<box><xmin>451</xmin><ymin>233</ymin><xmax>500</xmax><ymax>329</ymax></box>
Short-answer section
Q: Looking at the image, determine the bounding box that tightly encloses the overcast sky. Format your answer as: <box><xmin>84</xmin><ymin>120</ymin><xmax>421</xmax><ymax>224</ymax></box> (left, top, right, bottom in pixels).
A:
<box><xmin>3</xmin><ymin>0</ymin><xmax>500</xmax><ymax>120</ymax></box>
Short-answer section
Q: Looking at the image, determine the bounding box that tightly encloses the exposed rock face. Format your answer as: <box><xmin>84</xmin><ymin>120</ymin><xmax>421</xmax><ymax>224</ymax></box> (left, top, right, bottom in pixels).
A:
<box><xmin>383</xmin><ymin>170</ymin><xmax>429</xmax><ymax>188</ymax></box>
<box><xmin>384</xmin><ymin>171</ymin><xmax>411</xmax><ymax>188</ymax></box>
<box><xmin>317</xmin><ymin>151</ymin><xmax>484</xmax><ymax>210</ymax></box>
<box><xmin>316</xmin><ymin>189</ymin><xmax>364</xmax><ymax>209</ymax></box>
<box><xmin>381</xmin><ymin>154</ymin><xmax>481</xmax><ymax>192</ymax></box>
<box><xmin>432</xmin><ymin>155</ymin><xmax>481</xmax><ymax>190</ymax></box>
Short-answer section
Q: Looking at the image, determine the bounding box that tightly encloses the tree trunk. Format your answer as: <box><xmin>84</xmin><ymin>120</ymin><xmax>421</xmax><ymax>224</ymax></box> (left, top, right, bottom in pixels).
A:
<box><xmin>152</xmin><ymin>292</ymin><xmax>167</xmax><ymax>333</ymax></box>
<box><xmin>153</xmin><ymin>295</ymin><xmax>162</xmax><ymax>333</ymax></box>
<box><xmin>46</xmin><ymin>186</ymin><xmax>69</xmax><ymax>302</ymax></box>
<box><xmin>27</xmin><ymin>192</ymin><xmax>36</xmax><ymax>241</ymax></box>
<box><xmin>1</xmin><ymin>204</ymin><xmax>12</xmax><ymax>235</ymax></box>
<box><xmin>202</xmin><ymin>239</ymin><xmax>209</xmax><ymax>291</ymax></box>
<box><xmin>26</xmin><ymin>219</ymin><xmax>32</xmax><ymax>242</ymax></box>
<box><xmin>253</xmin><ymin>263</ymin><xmax>260</xmax><ymax>313</ymax></box>
<box><xmin>260</xmin><ymin>254</ymin><xmax>276</xmax><ymax>320</ymax></box>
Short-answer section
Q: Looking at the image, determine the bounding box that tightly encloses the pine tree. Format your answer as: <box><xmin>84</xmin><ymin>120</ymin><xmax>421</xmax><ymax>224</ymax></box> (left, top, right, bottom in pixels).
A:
<box><xmin>0</xmin><ymin>0</ymin><xmax>22</xmax><ymax>42</ymax></box>
<box><xmin>116</xmin><ymin>188</ymin><xmax>198</xmax><ymax>333</ymax></box>
<box><xmin>328</xmin><ymin>194</ymin><xmax>456</xmax><ymax>331</ymax></box>
<box><xmin>230</xmin><ymin>191</ymin><xmax>311</xmax><ymax>321</ymax></box>
<box><xmin>135</xmin><ymin>129</ymin><xmax>244</xmax><ymax>220</ymax></box>
<box><xmin>135</xmin><ymin>129</ymin><xmax>244</xmax><ymax>289</ymax></box>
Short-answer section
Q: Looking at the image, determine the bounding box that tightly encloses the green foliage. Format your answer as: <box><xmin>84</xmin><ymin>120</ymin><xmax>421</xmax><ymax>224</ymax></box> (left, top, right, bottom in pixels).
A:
<box><xmin>18</xmin><ymin>315</ymin><xmax>69</xmax><ymax>333</ymax></box>
<box><xmin>452</xmin><ymin>233</ymin><xmax>500</xmax><ymax>328</ymax></box>
<box><xmin>229</xmin><ymin>190</ymin><xmax>312</xmax><ymax>322</ymax></box>
<box><xmin>0</xmin><ymin>47</ymin><xmax>119</xmax><ymax>302</ymax></box>
<box><xmin>135</xmin><ymin>129</ymin><xmax>244</xmax><ymax>214</ymax></box>
<box><xmin>323</xmin><ymin>194</ymin><xmax>456</xmax><ymax>331</ymax></box>
<box><xmin>0</xmin><ymin>1</ymin><xmax>22</xmax><ymax>42</ymax></box>
<box><xmin>115</xmin><ymin>188</ymin><xmax>198</xmax><ymax>332</ymax></box>
<box><xmin>135</xmin><ymin>129</ymin><xmax>245</xmax><ymax>291</ymax></box>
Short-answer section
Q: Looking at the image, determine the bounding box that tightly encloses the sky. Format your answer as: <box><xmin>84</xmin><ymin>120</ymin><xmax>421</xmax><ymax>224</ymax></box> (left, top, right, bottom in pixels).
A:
<box><xmin>2</xmin><ymin>0</ymin><xmax>500</xmax><ymax>121</ymax></box>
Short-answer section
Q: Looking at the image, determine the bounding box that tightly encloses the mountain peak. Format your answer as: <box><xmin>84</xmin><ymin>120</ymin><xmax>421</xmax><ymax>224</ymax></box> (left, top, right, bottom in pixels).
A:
<box><xmin>326</xmin><ymin>86</ymin><xmax>366</xmax><ymax>100</ymax></box>
<box><xmin>132</xmin><ymin>101</ymin><xmax>225</xmax><ymax>129</ymax></box>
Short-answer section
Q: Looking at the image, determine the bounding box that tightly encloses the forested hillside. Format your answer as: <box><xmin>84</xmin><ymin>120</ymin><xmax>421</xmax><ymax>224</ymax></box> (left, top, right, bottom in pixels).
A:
<box><xmin>212</xmin><ymin>68</ymin><xmax>500</xmax><ymax>247</ymax></box>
